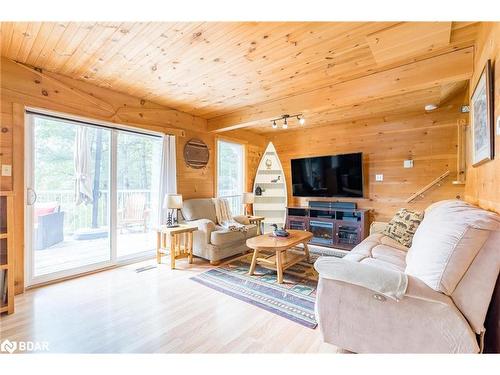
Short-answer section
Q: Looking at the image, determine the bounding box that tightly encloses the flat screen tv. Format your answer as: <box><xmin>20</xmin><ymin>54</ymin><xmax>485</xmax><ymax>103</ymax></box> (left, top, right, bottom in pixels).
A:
<box><xmin>291</xmin><ymin>152</ymin><xmax>363</xmax><ymax>197</ymax></box>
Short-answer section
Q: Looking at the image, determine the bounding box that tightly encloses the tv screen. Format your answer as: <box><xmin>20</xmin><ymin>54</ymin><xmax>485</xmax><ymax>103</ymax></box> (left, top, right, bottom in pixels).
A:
<box><xmin>291</xmin><ymin>152</ymin><xmax>363</xmax><ymax>197</ymax></box>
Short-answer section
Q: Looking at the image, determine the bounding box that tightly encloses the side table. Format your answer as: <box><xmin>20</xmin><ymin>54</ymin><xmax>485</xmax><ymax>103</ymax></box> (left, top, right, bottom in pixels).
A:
<box><xmin>156</xmin><ymin>225</ymin><xmax>197</xmax><ymax>269</ymax></box>
<box><xmin>247</xmin><ymin>215</ymin><xmax>265</xmax><ymax>235</ymax></box>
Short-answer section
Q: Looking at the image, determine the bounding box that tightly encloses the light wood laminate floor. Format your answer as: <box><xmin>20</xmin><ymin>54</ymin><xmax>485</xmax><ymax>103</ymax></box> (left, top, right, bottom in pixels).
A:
<box><xmin>0</xmin><ymin>257</ymin><xmax>339</xmax><ymax>353</ymax></box>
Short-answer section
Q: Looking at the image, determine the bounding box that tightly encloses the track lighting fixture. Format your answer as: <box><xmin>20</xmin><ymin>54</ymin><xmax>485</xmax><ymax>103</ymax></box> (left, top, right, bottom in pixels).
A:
<box><xmin>270</xmin><ymin>114</ymin><xmax>305</xmax><ymax>129</ymax></box>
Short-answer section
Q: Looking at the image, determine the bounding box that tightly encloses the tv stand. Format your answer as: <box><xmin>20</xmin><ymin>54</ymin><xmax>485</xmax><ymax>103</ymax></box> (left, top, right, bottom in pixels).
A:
<box><xmin>285</xmin><ymin>205</ymin><xmax>369</xmax><ymax>250</ymax></box>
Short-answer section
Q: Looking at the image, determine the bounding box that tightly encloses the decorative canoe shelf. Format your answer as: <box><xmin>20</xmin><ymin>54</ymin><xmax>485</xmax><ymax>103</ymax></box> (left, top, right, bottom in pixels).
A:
<box><xmin>253</xmin><ymin>142</ymin><xmax>288</xmax><ymax>232</ymax></box>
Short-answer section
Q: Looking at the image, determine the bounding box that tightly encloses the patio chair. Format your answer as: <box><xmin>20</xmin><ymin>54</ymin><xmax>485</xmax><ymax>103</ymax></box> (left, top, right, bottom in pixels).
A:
<box><xmin>117</xmin><ymin>193</ymin><xmax>151</xmax><ymax>233</ymax></box>
<box><xmin>34</xmin><ymin>202</ymin><xmax>65</xmax><ymax>250</ymax></box>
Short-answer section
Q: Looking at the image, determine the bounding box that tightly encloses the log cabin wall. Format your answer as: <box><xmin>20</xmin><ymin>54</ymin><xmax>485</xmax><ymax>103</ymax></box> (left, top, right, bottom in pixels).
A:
<box><xmin>0</xmin><ymin>57</ymin><xmax>264</xmax><ymax>293</ymax></box>
<box><xmin>265</xmin><ymin>92</ymin><xmax>468</xmax><ymax>221</ymax></box>
<box><xmin>464</xmin><ymin>22</ymin><xmax>500</xmax><ymax>214</ymax></box>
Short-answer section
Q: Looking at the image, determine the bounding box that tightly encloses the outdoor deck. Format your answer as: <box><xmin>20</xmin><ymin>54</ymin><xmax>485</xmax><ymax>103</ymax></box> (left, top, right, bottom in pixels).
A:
<box><xmin>34</xmin><ymin>230</ymin><xmax>156</xmax><ymax>276</ymax></box>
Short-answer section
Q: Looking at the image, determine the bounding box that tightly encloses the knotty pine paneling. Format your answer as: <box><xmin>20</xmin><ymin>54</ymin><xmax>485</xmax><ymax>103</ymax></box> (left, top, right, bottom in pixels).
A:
<box><xmin>0</xmin><ymin>57</ymin><xmax>264</xmax><ymax>294</ymax></box>
<box><xmin>265</xmin><ymin>94</ymin><xmax>468</xmax><ymax>222</ymax></box>
<box><xmin>465</xmin><ymin>22</ymin><xmax>500</xmax><ymax>214</ymax></box>
<box><xmin>1</xmin><ymin>22</ymin><xmax>479</xmax><ymax>120</ymax></box>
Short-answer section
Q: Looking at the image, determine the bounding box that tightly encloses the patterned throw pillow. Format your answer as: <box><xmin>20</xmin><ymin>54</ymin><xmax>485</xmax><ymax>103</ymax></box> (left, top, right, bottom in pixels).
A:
<box><xmin>382</xmin><ymin>208</ymin><xmax>424</xmax><ymax>248</ymax></box>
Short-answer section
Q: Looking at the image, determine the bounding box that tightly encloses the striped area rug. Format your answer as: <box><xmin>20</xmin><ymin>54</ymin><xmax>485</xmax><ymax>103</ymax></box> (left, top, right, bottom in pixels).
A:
<box><xmin>190</xmin><ymin>249</ymin><xmax>342</xmax><ymax>329</ymax></box>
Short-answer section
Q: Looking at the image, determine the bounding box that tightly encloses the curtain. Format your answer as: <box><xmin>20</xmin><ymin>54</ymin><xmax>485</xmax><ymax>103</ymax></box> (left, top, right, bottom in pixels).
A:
<box><xmin>74</xmin><ymin>126</ymin><xmax>93</xmax><ymax>205</ymax></box>
<box><xmin>158</xmin><ymin>135</ymin><xmax>177</xmax><ymax>225</ymax></box>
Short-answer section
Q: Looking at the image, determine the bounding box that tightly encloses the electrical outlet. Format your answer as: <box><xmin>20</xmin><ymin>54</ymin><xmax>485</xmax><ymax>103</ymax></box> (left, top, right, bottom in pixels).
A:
<box><xmin>1</xmin><ymin>164</ymin><xmax>12</xmax><ymax>177</ymax></box>
<box><xmin>404</xmin><ymin>160</ymin><xmax>414</xmax><ymax>168</ymax></box>
<box><xmin>375</xmin><ymin>174</ymin><xmax>384</xmax><ymax>182</ymax></box>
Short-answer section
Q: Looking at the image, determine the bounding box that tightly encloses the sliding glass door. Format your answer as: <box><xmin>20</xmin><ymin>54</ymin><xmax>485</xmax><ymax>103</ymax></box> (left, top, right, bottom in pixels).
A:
<box><xmin>25</xmin><ymin>111</ymin><xmax>162</xmax><ymax>286</ymax></box>
<box><xmin>116</xmin><ymin>132</ymin><xmax>161</xmax><ymax>259</ymax></box>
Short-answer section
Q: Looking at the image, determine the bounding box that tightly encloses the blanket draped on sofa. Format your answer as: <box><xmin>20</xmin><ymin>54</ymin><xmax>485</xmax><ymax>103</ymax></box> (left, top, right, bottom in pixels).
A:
<box><xmin>212</xmin><ymin>198</ymin><xmax>248</xmax><ymax>232</ymax></box>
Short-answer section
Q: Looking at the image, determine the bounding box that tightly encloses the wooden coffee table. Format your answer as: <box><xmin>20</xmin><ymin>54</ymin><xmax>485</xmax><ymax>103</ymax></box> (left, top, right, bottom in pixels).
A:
<box><xmin>246</xmin><ymin>230</ymin><xmax>313</xmax><ymax>283</ymax></box>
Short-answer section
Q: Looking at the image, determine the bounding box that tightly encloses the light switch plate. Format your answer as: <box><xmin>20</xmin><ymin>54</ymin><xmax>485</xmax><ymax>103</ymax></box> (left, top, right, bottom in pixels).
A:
<box><xmin>375</xmin><ymin>174</ymin><xmax>384</xmax><ymax>182</ymax></box>
<box><xmin>1</xmin><ymin>164</ymin><xmax>12</xmax><ymax>177</ymax></box>
<box><xmin>403</xmin><ymin>160</ymin><xmax>414</xmax><ymax>168</ymax></box>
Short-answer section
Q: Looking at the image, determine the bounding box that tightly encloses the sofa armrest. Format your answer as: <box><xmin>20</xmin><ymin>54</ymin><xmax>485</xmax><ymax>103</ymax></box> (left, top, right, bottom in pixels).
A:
<box><xmin>233</xmin><ymin>215</ymin><xmax>251</xmax><ymax>225</ymax></box>
<box><xmin>314</xmin><ymin>256</ymin><xmax>408</xmax><ymax>301</ymax></box>
<box><xmin>315</xmin><ymin>273</ymin><xmax>479</xmax><ymax>353</ymax></box>
<box><xmin>370</xmin><ymin>221</ymin><xmax>388</xmax><ymax>235</ymax></box>
<box><xmin>404</xmin><ymin>275</ymin><xmax>452</xmax><ymax>306</ymax></box>
<box><xmin>184</xmin><ymin>218</ymin><xmax>216</xmax><ymax>244</ymax></box>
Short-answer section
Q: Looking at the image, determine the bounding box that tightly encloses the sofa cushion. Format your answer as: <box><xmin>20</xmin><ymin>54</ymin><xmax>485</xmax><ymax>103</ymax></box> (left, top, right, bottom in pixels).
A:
<box><xmin>210</xmin><ymin>224</ymin><xmax>257</xmax><ymax>246</ymax></box>
<box><xmin>211</xmin><ymin>229</ymin><xmax>245</xmax><ymax>246</ymax></box>
<box><xmin>182</xmin><ymin>198</ymin><xmax>217</xmax><ymax>223</ymax></box>
<box><xmin>382</xmin><ymin>208</ymin><xmax>424</xmax><ymax>248</ymax></box>
<box><xmin>371</xmin><ymin>245</ymin><xmax>407</xmax><ymax>270</ymax></box>
<box><xmin>406</xmin><ymin>200</ymin><xmax>500</xmax><ymax>295</ymax></box>
<box><xmin>347</xmin><ymin>234</ymin><xmax>408</xmax><ymax>270</ymax></box>
<box><xmin>35</xmin><ymin>202</ymin><xmax>59</xmax><ymax>217</ymax></box>
<box><xmin>350</xmin><ymin>233</ymin><xmax>408</xmax><ymax>256</ymax></box>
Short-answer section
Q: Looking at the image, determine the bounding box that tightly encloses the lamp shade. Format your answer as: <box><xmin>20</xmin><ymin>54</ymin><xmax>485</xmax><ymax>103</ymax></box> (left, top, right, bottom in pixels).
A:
<box><xmin>163</xmin><ymin>194</ymin><xmax>183</xmax><ymax>209</ymax></box>
<box><xmin>242</xmin><ymin>192</ymin><xmax>255</xmax><ymax>204</ymax></box>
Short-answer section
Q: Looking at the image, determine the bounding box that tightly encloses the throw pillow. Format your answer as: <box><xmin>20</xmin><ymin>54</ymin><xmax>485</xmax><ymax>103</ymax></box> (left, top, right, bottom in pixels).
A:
<box><xmin>382</xmin><ymin>208</ymin><xmax>424</xmax><ymax>248</ymax></box>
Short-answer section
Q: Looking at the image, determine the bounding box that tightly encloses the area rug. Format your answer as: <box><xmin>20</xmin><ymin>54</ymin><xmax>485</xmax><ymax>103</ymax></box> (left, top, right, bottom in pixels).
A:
<box><xmin>190</xmin><ymin>248</ymin><xmax>343</xmax><ymax>329</ymax></box>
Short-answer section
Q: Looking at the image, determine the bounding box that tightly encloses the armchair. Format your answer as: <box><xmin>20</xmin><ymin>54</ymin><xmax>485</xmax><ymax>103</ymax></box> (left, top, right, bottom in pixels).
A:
<box><xmin>181</xmin><ymin>198</ymin><xmax>258</xmax><ymax>264</ymax></box>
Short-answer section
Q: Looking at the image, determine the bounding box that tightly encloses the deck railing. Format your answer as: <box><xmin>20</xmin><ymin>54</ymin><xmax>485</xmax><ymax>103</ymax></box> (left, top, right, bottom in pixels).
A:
<box><xmin>36</xmin><ymin>189</ymin><xmax>156</xmax><ymax>234</ymax></box>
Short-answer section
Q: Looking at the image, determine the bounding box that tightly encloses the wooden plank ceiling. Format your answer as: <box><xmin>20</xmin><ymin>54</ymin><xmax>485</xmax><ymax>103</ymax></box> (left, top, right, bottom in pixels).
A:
<box><xmin>0</xmin><ymin>22</ymin><xmax>478</xmax><ymax>133</ymax></box>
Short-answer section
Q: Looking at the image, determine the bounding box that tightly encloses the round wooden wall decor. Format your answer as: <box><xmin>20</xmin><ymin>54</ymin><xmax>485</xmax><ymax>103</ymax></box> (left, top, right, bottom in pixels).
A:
<box><xmin>184</xmin><ymin>138</ymin><xmax>210</xmax><ymax>169</ymax></box>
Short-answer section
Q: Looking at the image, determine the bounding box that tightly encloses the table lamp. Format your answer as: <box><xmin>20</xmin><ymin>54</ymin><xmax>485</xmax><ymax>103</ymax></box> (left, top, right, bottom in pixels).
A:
<box><xmin>163</xmin><ymin>194</ymin><xmax>183</xmax><ymax>227</ymax></box>
<box><xmin>242</xmin><ymin>192</ymin><xmax>255</xmax><ymax>217</ymax></box>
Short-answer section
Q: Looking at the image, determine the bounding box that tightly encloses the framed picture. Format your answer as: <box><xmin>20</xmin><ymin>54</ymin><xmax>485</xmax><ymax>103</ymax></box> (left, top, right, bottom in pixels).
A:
<box><xmin>471</xmin><ymin>59</ymin><xmax>494</xmax><ymax>166</ymax></box>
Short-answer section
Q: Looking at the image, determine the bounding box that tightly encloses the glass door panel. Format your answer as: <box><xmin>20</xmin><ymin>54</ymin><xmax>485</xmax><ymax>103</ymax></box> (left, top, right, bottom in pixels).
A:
<box><xmin>116</xmin><ymin>132</ymin><xmax>162</xmax><ymax>259</ymax></box>
<box><xmin>31</xmin><ymin>116</ymin><xmax>111</xmax><ymax>278</ymax></box>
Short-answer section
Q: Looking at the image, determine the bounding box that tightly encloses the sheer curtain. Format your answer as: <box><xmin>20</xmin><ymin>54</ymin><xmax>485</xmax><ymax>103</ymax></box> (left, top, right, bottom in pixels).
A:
<box><xmin>158</xmin><ymin>135</ymin><xmax>177</xmax><ymax>225</ymax></box>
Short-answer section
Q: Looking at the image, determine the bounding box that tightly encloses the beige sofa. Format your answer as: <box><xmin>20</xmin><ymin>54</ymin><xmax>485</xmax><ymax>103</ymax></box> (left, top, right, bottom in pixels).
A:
<box><xmin>314</xmin><ymin>200</ymin><xmax>500</xmax><ymax>353</ymax></box>
<box><xmin>181</xmin><ymin>198</ymin><xmax>258</xmax><ymax>264</ymax></box>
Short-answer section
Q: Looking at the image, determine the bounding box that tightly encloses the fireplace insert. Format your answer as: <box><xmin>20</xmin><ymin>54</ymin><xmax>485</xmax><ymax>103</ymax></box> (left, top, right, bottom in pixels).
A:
<box><xmin>309</xmin><ymin>220</ymin><xmax>334</xmax><ymax>246</ymax></box>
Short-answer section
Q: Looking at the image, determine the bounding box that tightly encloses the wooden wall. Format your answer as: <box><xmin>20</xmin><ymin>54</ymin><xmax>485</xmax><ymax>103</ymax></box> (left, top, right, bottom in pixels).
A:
<box><xmin>0</xmin><ymin>57</ymin><xmax>264</xmax><ymax>293</ymax></box>
<box><xmin>265</xmin><ymin>93</ymin><xmax>468</xmax><ymax>221</ymax></box>
<box><xmin>465</xmin><ymin>22</ymin><xmax>500</xmax><ymax>214</ymax></box>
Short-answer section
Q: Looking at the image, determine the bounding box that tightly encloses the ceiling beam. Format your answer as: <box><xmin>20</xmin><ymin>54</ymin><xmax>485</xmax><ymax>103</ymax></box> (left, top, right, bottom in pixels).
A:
<box><xmin>207</xmin><ymin>47</ymin><xmax>473</xmax><ymax>132</ymax></box>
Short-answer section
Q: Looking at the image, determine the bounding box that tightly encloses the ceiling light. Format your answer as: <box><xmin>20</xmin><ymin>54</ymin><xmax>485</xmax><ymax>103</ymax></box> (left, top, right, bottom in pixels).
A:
<box><xmin>270</xmin><ymin>113</ymin><xmax>303</xmax><ymax>129</ymax></box>
<box><xmin>424</xmin><ymin>104</ymin><xmax>438</xmax><ymax>111</ymax></box>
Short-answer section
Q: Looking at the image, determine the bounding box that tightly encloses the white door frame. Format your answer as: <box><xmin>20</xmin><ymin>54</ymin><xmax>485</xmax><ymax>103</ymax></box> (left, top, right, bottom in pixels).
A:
<box><xmin>24</xmin><ymin>109</ymin><xmax>159</xmax><ymax>288</ymax></box>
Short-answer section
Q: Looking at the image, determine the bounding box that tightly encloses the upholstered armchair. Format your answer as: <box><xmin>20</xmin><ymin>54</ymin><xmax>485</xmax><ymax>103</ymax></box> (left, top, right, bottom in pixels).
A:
<box><xmin>180</xmin><ymin>198</ymin><xmax>258</xmax><ymax>264</ymax></box>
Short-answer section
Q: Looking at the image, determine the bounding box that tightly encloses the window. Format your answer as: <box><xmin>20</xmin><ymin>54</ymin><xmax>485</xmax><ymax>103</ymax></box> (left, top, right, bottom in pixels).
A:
<box><xmin>217</xmin><ymin>139</ymin><xmax>245</xmax><ymax>215</ymax></box>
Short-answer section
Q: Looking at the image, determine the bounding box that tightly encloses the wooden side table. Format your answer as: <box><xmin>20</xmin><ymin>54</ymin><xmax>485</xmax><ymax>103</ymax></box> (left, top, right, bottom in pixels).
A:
<box><xmin>247</xmin><ymin>215</ymin><xmax>265</xmax><ymax>235</ymax></box>
<box><xmin>156</xmin><ymin>225</ymin><xmax>197</xmax><ymax>269</ymax></box>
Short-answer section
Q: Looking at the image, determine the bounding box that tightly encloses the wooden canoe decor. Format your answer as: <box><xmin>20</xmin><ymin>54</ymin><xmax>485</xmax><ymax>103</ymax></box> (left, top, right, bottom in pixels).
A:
<box><xmin>184</xmin><ymin>138</ymin><xmax>210</xmax><ymax>169</ymax></box>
